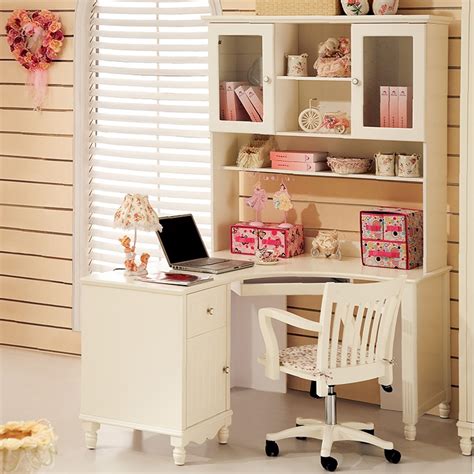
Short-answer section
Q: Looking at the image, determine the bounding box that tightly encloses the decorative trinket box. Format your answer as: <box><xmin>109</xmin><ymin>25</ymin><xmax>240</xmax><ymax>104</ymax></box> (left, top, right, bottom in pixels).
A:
<box><xmin>231</xmin><ymin>223</ymin><xmax>304</xmax><ymax>258</ymax></box>
<box><xmin>360</xmin><ymin>208</ymin><xmax>423</xmax><ymax>270</ymax></box>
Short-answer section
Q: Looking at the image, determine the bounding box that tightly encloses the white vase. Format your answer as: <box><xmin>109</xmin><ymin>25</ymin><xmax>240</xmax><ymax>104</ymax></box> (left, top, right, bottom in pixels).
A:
<box><xmin>373</xmin><ymin>0</ymin><xmax>399</xmax><ymax>15</ymax></box>
<box><xmin>340</xmin><ymin>0</ymin><xmax>370</xmax><ymax>15</ymax></box>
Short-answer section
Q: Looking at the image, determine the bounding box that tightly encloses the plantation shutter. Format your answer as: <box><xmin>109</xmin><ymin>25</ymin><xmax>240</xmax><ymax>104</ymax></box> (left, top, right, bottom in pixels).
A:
<box><xmin>87</xmin><ymin>0</ymin><xmax>214</xmax><ymax>272</ymax></box>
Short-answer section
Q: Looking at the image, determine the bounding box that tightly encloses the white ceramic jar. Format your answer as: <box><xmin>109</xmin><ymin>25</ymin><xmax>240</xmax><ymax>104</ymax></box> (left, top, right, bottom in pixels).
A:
<box><xmin>340</xmin><ymin>0</ymin><xmax>370</xmax><ymax>15</ymax></box>
<box><xmin>373</xmin><ymin>0</ymin><xmax>399</xmax><ymax>15</ymax></box>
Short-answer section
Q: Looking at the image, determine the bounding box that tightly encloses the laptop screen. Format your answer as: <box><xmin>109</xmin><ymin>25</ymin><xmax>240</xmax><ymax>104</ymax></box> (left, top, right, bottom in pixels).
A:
<box><xmin>157</xmin><ymin>214</ymin><xmax>209</xmax><ymax>264</ymax></box>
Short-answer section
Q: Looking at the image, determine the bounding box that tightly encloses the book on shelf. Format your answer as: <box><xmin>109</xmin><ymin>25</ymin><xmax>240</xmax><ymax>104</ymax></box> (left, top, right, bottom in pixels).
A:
<box><xmin>138</xmin><ymin>272</ymin><xmax>213</xmax><ymax>287</ymax></box>
<box><xmin>270</xmin><ymin>150</ymin><xmax>328</xmax><ymax>163</ymax></box>
<box><xmin>224</xmin><ymin>81</ymin><xmax>249</xmax><ymax>121</ymax></box>
<box><xmin>235</xmin><ymin>86</ymin><xmax>262</xmax><ymax>122</ymax></box>
<box><xmin>219</xmin><ymin>82</ymin><xmax>226</xmax><ymax>120</ymax></box>
<box><xmin>380</xmin><ymin>86</ymin><xmax>390</xmax><ymax>127</ymax></box>
<box><xmin>398</xmin><ymin>86</ymin><xmax>412</xmax><ymax>128</ymax></box>
<box><xmin>271</xmin><ymin>160</ymin><xmax>329</xmax><ymax>172</ymax></box>
<box><xmin>245</xmin><ymin>86</ymin><xmax>263</xmax><ymax>119</ymax></box>
<box><xmin>389</xmin><ymin>86</ymin><xmax>399</xmax><ymax>128</ymax></box>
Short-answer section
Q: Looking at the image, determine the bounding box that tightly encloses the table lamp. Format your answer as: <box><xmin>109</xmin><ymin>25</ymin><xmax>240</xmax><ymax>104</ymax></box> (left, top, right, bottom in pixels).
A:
<box><xmin>113</xmin><ymin>193</ymin><xmax>163</xmax><ymax>276</ymax></box>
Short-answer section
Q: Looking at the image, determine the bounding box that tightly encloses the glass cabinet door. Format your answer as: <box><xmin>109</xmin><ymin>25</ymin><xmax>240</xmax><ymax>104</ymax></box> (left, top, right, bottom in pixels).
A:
<box><xmin>209</xmin><ymin>23</ymin><xmax>275</xmax><ymax>134</ymax></box>
<box><xmin>351</xmin><ymin>24</ymin><xmax>425</xmax><ymax>141</ymax></box>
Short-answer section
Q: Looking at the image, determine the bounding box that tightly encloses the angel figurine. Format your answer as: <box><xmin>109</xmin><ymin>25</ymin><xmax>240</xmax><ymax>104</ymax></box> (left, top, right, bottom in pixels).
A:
<box><xmin>245</xmin><ymin>181</ymin><xmax>267</xmax><ymax>227</ymax></box>
<box><xmin>273</xmin><ymin>182</ymin><xmax>294</xmax><ymax>228</ymax></box>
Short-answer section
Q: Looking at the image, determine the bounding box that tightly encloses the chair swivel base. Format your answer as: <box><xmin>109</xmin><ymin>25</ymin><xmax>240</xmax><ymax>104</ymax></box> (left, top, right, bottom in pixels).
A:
<box><xmin>264</xmin><ymin>418</ymin><xmax>401</xmax><ymax>472</ymax></box>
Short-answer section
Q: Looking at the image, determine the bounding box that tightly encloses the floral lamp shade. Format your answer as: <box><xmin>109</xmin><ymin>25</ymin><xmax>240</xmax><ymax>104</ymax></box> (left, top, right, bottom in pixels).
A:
<box><xmin>113</xmin><ymin>194</ymin><xmax>162</xmax><ymax>232</ymax></box>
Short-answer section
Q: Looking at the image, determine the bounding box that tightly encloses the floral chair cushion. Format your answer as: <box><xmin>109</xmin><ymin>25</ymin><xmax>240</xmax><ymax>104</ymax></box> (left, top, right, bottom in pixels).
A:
<box><xmin>279</xmin><ymin>343</ymin><xmax>364</xmax><ymax>376</ymax></box>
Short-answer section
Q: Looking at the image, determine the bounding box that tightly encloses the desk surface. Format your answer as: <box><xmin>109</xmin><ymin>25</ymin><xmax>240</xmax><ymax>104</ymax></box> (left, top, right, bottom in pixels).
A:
<box><xmin>82</xmin><ymin>252</ymin><xmax>451</xmax><ymax>295</ymax></box>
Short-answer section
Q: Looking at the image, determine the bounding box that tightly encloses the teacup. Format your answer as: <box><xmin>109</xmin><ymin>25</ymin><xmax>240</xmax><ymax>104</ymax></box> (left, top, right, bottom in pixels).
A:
<box><xmin>374</xmin><ymin>152</ymin><xmax>396</xmax><ymax>176</ymax></box>
<box><xmin>397</xmin><ymin>153</ymin><xmax>420</xmax><ymax>178</ymax></box>
<box><xmin>286</xmin><ymin>53</ymin><xmax>309</xmax><ymax>77</ymax></box>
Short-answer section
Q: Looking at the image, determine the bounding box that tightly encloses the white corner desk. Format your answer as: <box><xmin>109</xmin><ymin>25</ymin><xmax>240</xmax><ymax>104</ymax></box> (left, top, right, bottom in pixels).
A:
<box><xmin>80</xmin><ymin>252</ymin><xmax>451</xmax><ymax>465</ymax></box>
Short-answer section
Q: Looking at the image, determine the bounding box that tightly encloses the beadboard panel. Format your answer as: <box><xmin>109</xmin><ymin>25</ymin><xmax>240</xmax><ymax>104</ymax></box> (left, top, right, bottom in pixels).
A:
<box><xmin>1</xmin><ymin>110</ymin><xmax>74</xmax><ymax>135</ymax></box>
<box><xmin>0</xmin><ymin>134</ymin><xmax>73</xmax><ymax>160</ymax></box>
<box><xmin>0</xmin><ymin>300</ymin><xmax>72</xmax><ymax>328</ymax></box>
<box><xmin>0</xmin><ymin>229</ymin><xmax>72</xmax><ymax>259</ymax></box>
<box><xmin>0</xmin><ymin>254</ymin><xmax>72</xmax><ymax>284</ymax></box>
<box><xmin>0</xmin><ymin>157</ymin><xmax>73</xmax><ymax>184</ymax></box>
<box><xmin>0</xmin><ymin>276</ymin><xmax>72</xmax><ymax>307</ymax></box>
<box><xmin>0</xmin><ymin>206</ymin><xmax>73</xmax><ymax>234</ymax></box>
<box><xmin>0</xmin><ymin>38</ymin><xmax>74</xmax><ymax>61</ymax></box>
<box><xmin>0</xmin><ymin>321</ymin><xmax>80</xmax><ymax>355</ymax></box>
<box><xmin>0</xmin><ymin>1</ymin><xmax>76</xmax><ymax>10</ymax></box>
<box><xmin>0</xmin><ymin>85</ymin><xmax>74</xmax><ymax>110</ymax></box>
<box><xmin>0</xmin><ymin>182</ymin><xmax>72</xmax><ymax>209</ymax></box>
<box><xmin>0</xmin><ymin>62</ymin><xmax>74</xmax><ymax>85</ymax></box>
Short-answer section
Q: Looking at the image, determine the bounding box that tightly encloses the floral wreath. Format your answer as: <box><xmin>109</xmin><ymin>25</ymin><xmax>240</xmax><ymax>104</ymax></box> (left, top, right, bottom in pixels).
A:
<box><xmin>5</xmin><ymin>10</ymin><xmax>64</xmax><ymax>109</ymax></box>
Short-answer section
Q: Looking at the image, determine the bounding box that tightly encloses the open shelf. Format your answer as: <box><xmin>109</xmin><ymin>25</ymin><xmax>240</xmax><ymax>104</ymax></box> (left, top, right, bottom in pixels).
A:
<box><xmin>222</xmin><ymin>166</ymin><xmax>423</xmax><ymax>183</ymax></box>
<box><xmin>277</xmin><ymin>76</ymin><xmax>352</xmax><ymax>82</ymax></box>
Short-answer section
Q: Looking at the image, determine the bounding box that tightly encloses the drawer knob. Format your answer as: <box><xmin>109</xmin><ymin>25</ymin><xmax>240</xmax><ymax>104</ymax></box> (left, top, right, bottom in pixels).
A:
<box><xmin>223</xmin><ymin>366</ymin><xmax>230</xmax><ymax>374</ymax></box>
<box><xmin>207</xmin><ymin>307</ymin><xmax>215</xmax><ymax>316</ymax></box>
<box><xmin>352</xmin><ymin>77</ymin><xmax>360</xmax><ymax>86</ymax></box>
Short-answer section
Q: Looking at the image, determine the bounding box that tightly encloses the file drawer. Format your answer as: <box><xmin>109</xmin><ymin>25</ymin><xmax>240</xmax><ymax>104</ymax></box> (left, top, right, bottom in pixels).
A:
<box><xmin>187</xmin><ymin>286</ymin><xmax>227</xmax><ymax>338</ymax></box>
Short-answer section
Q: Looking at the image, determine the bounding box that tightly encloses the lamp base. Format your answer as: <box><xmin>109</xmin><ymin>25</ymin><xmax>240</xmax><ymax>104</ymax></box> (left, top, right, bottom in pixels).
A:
<box><xmin>125</xmin><ymin>269</ymin><xmax>148</xmax><ymax>277</ymax></box>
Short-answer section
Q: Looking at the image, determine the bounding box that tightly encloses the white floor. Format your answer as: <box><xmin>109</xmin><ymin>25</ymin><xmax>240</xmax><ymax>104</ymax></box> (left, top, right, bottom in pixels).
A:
<box><xmin>1</xmin><ymin>346</ymin><xmax>471</xmax><ymax>473</ymax></box>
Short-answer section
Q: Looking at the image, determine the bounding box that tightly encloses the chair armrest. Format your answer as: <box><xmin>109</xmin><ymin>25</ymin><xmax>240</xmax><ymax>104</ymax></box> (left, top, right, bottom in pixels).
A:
<box><xmin>258</xmin><ymin>308</ymin><xmax>322</xmax><ymax>380</ymax></box>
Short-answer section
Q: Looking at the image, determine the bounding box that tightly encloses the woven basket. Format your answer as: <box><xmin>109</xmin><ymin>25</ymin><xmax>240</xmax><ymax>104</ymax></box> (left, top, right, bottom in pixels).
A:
<box><xmin>256</xmin><ymin>0</ymin><xmax>342</xmax><ymax>16</ymax></box>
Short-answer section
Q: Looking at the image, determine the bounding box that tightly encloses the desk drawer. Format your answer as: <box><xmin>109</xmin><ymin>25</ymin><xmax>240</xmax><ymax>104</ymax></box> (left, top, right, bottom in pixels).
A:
<box><xmin>187</xmin><ymin>286</ymin><xmax>227</xmax><ymax>338</ymax></box>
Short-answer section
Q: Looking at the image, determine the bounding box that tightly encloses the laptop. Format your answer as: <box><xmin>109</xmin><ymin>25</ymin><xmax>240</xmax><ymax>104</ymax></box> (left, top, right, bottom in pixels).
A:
<box><xmin>157</xmin><ymin>214</ymin><xmax>254</xmax><ymax>274</ymax></box>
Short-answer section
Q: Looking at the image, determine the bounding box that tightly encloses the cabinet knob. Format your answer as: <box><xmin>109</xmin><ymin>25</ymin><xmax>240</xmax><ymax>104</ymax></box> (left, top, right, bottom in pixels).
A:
<box><xmin>206</xmin><ymin>307</ymin><xmax>214</xmax><ymax>316</ymax></box>
<box><xmin>263</xmin><ymin>75</ymin><xmax>271</xmax><ymax>84</ymax></box>
<box><xmin>223</xmin><ymin>366</ymin><xmax>230</xmax><ymax>374</ymax></box>
<box><xmin>352</xmin><ymin>78</ymin><xmax>360</xmax><ymax>86</ymax></box>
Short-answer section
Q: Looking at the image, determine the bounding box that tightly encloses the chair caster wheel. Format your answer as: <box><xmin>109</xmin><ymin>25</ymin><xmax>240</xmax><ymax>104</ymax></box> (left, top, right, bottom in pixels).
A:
<box><xmin>384</xmin><ymin>449</ymin><xmax>401</xmax><ymax>464</ymax></box>
<box><xmin>295</xmin><ymin>423</ymin><xmax>307</xmax><ymax>440</ymax></box>
<box><xmin>321</xmin><ymin>456</ymin><xmax>338</xmax><ymax>472</ymax></box>
<box><xmin>265</xmin><ymin>440</ymin><xmax>279</xmax><ymax>457</ymax></box>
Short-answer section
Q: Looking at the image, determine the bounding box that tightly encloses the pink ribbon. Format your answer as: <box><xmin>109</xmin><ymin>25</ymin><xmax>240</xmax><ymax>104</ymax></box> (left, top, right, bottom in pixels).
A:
<box><xmin>386</xmin><ymin>225</ymin><xmax>402</xmax><ymax>232</ymax></box>
<box><xmin>27</xmin><ymin>69</ymin><xmax>48</xmax><ymax>110</ymax></box>
<box><xmin>235</xmin><ymin>237</ymin><xmax>255</xmax><ymax>244</ymax></box>
<box><xmin>366</xmin><ymin>224</ymin><xmax>382</xmax><ymax>231</ymax></box>
<box><xmin>262</xmin><ymin>238</ymin><xmax>282</xmax><ymax>247</ymax></box>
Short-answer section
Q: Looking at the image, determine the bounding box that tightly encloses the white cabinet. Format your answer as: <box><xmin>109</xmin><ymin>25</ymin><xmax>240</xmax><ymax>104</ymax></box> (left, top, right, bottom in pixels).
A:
<box><xmin>80</xmin><ymin>280</ymin><xmax>232</xmax><ymax>466</ymax></box>
<box><xmin>351</xmin><ymin>24</ymin><xmax>425</xmax><ymax>141</ymax></box>
<box><xmin>209</xmin><ymin>23</ymin><xmax>275</xmax><ymax>134</ymax></box>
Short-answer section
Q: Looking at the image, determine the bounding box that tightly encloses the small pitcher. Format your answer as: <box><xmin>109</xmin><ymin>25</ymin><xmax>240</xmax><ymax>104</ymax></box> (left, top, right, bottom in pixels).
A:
<box><xmin>374</xmin><ymin>152</ymin><xmax>396</xmax><ymax>176</ymax></box>
<box><xmin>397</xmin><ymin>153</ymin><xmax>421</xmax><ymax>178</ymax></box>
<box><xmin>373</xmin><ymin>0</ymin><xmax>399</xmax><ymax>15</ymax></box>
<box><xmin>286</xmin><ymin>53</ymin><xmax>308</xmax><ymax>77</ymax></box>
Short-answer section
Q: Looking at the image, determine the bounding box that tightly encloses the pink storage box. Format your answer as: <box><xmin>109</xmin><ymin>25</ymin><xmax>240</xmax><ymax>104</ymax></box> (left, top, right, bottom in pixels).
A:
<box><xmin>360</xmin><ymin>208</ymin><xmax>423</xmax><ymax>270</ymax></box>
<box><xmin>231</xmin><ymin>223</ymin><xmax>305</xmax><ymax>258</ymax></box>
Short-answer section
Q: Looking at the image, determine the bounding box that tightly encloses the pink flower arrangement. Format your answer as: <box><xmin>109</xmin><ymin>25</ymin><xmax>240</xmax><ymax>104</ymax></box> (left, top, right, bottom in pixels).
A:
<box><xmin>5</xmin><ymin>9</ymin><xmax>64</xmax><ymax>71</ymax></box>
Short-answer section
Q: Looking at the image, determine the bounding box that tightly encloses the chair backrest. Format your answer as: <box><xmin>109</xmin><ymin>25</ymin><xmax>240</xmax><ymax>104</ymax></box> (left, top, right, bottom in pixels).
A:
<box><xmin>316</xmin><ymin>278</ymin><xmax>405</xmax><ymax>373</ymax></box>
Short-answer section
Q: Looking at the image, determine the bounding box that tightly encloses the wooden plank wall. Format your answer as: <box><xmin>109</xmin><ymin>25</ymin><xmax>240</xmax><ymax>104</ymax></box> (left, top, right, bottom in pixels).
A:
<box><xmin>222</xmin><ymin>0</ymin><xmax>461</xmax><ymax>416</ymax></box>
<box><xmin>0</xmin><ymin>0</ymin><xmax>80</xmax><ymax>355</ymax></box>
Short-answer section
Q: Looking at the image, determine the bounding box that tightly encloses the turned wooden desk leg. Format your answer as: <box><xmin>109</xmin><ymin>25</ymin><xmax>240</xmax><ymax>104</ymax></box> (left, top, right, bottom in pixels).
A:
<box><xmin>218</xmin><ymin>425</ymin><xmax>230</xmax><ymax>444</ymax></box>
<box><xmin>82</xmin><ymin>421</ymin><xmax>100</xmax><ymax>449</ymax></box>
<box><xmin>401</xmin><ymin>283</ymin><xmax>418</xmax><ymax>441</ymax></box>
<box><xmin>439</xmin><ymin>401</ymin><xmax>451</xmax><ymax>419</ymax></box>
<box><xmin>171</xmin><ymin>437</ymin><xmax>186</xmax><ymax>466</ymax></box>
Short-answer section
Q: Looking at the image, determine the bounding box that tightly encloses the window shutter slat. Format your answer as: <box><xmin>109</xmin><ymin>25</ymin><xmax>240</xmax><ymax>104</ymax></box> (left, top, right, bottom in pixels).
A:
<box><xmin>88</xmin><ymin>0</ymin><xmax>213</xmax><ymax>272</ymax></box>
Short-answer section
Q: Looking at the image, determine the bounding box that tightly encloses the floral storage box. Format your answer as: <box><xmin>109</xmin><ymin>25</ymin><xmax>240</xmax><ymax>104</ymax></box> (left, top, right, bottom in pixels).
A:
<box><xmin>231</xmin><ymin>223</ymin><xmax>304</xmax><ymax>258</ymax></box>
<box><xmin>360</xmin><ymin>208</ymin><xmax>423</xmax><ymax>270</ymax></box>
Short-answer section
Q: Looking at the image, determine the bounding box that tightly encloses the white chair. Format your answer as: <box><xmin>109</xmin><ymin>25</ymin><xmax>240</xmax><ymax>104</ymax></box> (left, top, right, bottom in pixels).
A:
<box><xmin>258</xmin><ymin>278</ymin><xmax>405</xmax><ymax>472</ymax></box>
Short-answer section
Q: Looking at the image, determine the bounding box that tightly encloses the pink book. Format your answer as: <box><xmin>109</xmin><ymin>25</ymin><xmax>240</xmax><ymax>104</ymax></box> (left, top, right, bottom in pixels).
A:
<box><xmin>219</xmin><ymin>82</ymin><xmax>226</xmax><ymax>120</ymax></box>
<box><xmin>389</xmin><ymin>86</ymin><xmax>399</xmax><ymax>128</ymax></box>
<box><xmin>271</xmin><ymin>161</ymin><xmax>329</xmax><ymax>172</ymax></box>
<box><xmin>224</xmin><ymin>82</ymin><xmax>249</xmax><ymax>121</ymax></box>
<box><xmin>380</xmin><ymin>86</ymin><xmax>390</xmax><ymax>128</ymax></box>
<box><xmin>270</xmin><ymin>150</ymin><xmax>328</xmax><ymax>163</ymax></box>
<box><xmin>235</xmin><ymin>86</ymin><xmax>262</xmax><ymax>122</ymax></box>
<box><xmin>245</xmin><ymin>86</ymin><xmax>264</xmax><ymax>119</ymax></box>
<box><xmin>398</xmin><ymin>86</ymin><xmax>413</xmax><ymax>128</ymax></box>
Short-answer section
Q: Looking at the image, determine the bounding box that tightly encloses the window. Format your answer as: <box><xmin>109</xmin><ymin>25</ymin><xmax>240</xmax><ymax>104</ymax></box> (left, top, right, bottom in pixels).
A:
<box><xmin>74</xmin><ymin>0</ymin><xmax>220</xmax><ymax>325</ymax></box>
<box><xmin>75</xmin><ymin>0</ymin><xmax>220</xmax><ymax>274</ymax></box>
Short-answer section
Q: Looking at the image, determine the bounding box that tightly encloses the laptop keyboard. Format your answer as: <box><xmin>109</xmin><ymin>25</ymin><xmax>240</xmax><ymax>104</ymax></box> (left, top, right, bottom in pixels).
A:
<box><xmin>180</xmin><ymin>257</ymin><xmax>228</xmax><ymax>267</ymax></box>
